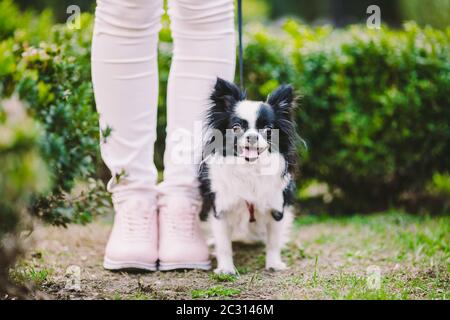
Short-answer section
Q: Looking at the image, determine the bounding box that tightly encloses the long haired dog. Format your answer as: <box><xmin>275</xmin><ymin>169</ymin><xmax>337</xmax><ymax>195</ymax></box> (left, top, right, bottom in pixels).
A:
<box><xmin>199</xmin><ymin>78</ymin><xmax>298</xmax><ymax>274</ymax></box>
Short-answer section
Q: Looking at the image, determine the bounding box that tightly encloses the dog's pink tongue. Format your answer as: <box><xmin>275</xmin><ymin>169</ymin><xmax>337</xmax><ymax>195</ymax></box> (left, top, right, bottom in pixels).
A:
<box><xmin>242</xmin><ymin>147</ymin><xmax>259</xmax><ymax>159</ymax></box>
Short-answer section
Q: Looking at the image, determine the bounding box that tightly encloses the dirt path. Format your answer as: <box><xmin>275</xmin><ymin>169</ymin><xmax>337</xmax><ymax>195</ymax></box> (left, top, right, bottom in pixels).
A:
<box><xmin>17</xmin><ymin>214</ymin><xmax>450</xmax><ymax>300</ymax></box>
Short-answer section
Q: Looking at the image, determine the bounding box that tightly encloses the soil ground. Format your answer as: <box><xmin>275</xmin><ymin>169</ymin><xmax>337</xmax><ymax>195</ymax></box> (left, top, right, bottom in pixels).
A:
<box><xmin>12</xmin><ymin>212</ymin><xmax>450</xmax><ymax>300</ymax></box>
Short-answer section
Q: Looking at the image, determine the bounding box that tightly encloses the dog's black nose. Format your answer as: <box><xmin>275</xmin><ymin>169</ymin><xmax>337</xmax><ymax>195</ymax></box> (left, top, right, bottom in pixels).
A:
<box><xmin>246</xmin><ymin>134</ymin><xmax>258</xmax><ymax>145</ymax></box>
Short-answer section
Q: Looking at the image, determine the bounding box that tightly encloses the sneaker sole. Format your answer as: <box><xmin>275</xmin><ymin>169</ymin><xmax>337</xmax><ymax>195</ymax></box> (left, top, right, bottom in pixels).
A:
<box><xmin>159</xmin><ymin>261</ymin><xmax>211</xmax><ymax>271</ymax></box>
<box><xmin>103</xmin><ymin>257</ymin><xmax>157</xmax><ymax>271</ymax></box>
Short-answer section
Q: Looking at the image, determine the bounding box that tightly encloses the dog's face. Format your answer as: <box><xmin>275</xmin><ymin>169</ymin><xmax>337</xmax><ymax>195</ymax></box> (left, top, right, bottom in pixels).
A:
<box><xmin>229</xmin><ymin>100</ymin><xmax>271</xmax><ymax>160</ymax></box>
<box><xmin>207</xmin><ymin>78</ymin><xmax>296</xmax><ymax>162</ymax></box>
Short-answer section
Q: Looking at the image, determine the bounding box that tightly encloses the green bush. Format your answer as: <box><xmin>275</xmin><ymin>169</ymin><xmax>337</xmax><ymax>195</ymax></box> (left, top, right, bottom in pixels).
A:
<box><xmin>241</xmin><ymin>21</ymin><xmax>449</xmax><ymax>212</ymax></box>
<box><xmin>400</xmin><ymin>0</ymin><xmax>450</xmax><ymax>30</ymax></box>
<box><xmin>0</xmin><ymin>7</ymin><xmax>111</xmax><ymax>224</ymax></box>
<box><xmin>0</xmin><ymin>0</ymin><xmax>22</xmax><ymax>40</ymax></box>
<box><xmin>286</xmin><ymin>21</ymin><xmax>450</xmax><ymax>211</ymax></box>
<box><xmin>0</xmin><ymin>99</ymin><xmax>50</xmax><ymax>297</ymax></box>
<box><xmin>0</xmin><ymin>0</ymin><xmax>53</xmax><ymax>43</ymax></box>
<box><xmin>242</xmin><ymin>26</ymin><xmax>296</xmax><ymax>99</ymax></box>
<box><xmin>1</xmin><ymin>0</ymin><xmax>449</xmax><ymax>217</ymax></box>
<box><xmin>16</xmin><ymin>16</ymin><xmax>98</xmax><ymax>193</ymax></box>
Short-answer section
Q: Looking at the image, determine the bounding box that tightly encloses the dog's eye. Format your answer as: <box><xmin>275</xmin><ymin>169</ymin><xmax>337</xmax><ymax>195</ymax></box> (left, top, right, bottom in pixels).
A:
<box><xmin>232</xmin><ymin>124</ymin><xmax>242</xmax><ymax>134</ymax></box>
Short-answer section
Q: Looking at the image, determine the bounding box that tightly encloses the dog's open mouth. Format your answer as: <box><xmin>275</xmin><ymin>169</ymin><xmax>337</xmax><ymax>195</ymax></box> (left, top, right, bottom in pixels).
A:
<box><xmin>238</xmin><ymin>145</ymin><xmax>267</xmax><ymax>160</ymax></box>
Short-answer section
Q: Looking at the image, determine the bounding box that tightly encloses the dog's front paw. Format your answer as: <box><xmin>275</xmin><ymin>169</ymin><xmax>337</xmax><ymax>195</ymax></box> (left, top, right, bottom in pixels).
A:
<box><xmin>265</xmin><ymin>260</ymin><xmax>287</xmax><ymax>271</ymax></box>
<box><xmin>214</xmin><ymin>266</ymin><xmax>237</xmax><ymax>275</ymax></box>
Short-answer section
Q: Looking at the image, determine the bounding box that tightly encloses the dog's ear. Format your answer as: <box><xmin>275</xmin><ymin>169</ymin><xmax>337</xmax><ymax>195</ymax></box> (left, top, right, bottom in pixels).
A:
<box><xmin>266</xmin><ymin>84</ymin><xmax>295</xmax><ymax>114</ymax></box>
<box><xmin>210</xmin><ymin>77</ymin><xmax>244</xmax><ymax>112</ymax></box>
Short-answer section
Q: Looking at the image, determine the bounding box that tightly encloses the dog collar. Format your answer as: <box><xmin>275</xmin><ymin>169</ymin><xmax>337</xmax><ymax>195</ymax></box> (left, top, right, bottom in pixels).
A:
<box><xmin>245</xmin><ymin>201</ymin><xmax>256</xmax><ymax>223</ymax></box>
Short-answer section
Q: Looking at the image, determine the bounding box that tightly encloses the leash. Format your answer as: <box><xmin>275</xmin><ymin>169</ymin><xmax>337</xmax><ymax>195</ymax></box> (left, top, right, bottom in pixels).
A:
<box><xmin>238</xmin><ymin>2</ymin><xmax>255</xmax><ymax>222</ymax></box>
<box><xmin>237</xmin><ymin>0</ymin><xmax>244</xmax><ymax>90</ymax></box>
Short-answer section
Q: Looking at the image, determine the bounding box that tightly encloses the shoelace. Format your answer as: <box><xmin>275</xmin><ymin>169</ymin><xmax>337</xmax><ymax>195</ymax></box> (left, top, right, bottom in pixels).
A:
<box><xmin>159</xmin><ymin>198</ymin><xmax>201</xmax><ymax>240</ymax></box>
<box><xmin>116</xmin><ymin>200</ymin><xmax>156</xmax><ymax>240</ymax></box>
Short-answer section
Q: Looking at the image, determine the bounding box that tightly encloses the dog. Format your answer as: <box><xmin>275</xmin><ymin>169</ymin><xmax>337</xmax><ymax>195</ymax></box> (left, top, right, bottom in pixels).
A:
<box><xmin>198</xmin><ymin>78</ymin><xmax>298</xmax><ymax>275</ymax></box>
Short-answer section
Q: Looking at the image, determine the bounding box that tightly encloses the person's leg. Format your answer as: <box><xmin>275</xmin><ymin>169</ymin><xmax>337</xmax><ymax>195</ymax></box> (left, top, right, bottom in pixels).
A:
<box><xmin>158</xmin><ymin>0</ymin><xmax>236</xmax><ymax>270</ymax></box>
<box><xmin>92</xmin><ymin>0</ymin><xmax>163</xmax><ymax>270</ymax></box>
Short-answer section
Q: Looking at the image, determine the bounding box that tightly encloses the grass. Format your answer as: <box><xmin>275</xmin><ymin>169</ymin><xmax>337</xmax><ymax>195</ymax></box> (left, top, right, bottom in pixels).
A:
<box><xmin>312</xmin><ymin>255</ymin><xmax>319</xmax><ymax>287</ymax></box>
<box><xmin>191</xmin><ymin>286</ymin><xmax>241</xmax><ymax>299</ymax></box>
<box><xmin>10</xmin><ymin>265</ymin><xmax>53</xmax><ymax>287</ymax></box>
<box><xmin>210</xmin><ymin>273</ymin><xmax>238</xmax><ymax>283</ymax></box>
<box><xmin>282</xmin><ymin>244</ymin><xmax>312</xmax><ymax>266</ymax></box>
<box><xmin>9</xmin><ymin>250</ymin><xmax>55</xmax><ymax>288</ymax></box>
<box><xmin>284</xmin><ymin>211</ymin><xmax>450</xmax><ymax>299</ymax></box>
<box><xmin>295</xmin><ymin>211</ymin><xmax>449</xmax><ymax>264</ymax></box>
<box><xmin>236</xmin><ymin>266</ymin><xmax>249</xmax><ymax>275</ymax></box>
<box><xmin>286</xmin><ymin>269</ymin><xmax>449</xmax><ymax>300</ymax></box>
<box><xmin>16</xmin><ymin>210</ymin><xmax>450</xmax><ymax>300</ymax></box>
<box><xmin>200</xmin><ymin>212</ymin><xmax>449</xmax><ymax>300</ymax></box>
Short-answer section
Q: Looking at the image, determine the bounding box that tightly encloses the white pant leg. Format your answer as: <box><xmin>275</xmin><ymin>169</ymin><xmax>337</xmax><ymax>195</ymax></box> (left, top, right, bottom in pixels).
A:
<box><xmin>160</xmin><ymin>0</ymin><xmax>236</xmax><ymax>197</ymax></box>
<box><xmin>92</xmin><ymin>0</ymin><xmax>163</xmax><ymax>203</ymax></box>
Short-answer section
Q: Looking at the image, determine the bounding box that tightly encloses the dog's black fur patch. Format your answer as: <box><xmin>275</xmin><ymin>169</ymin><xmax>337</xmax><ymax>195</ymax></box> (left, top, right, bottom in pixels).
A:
<box><xmin>199</xmin><ymin>162</ymin><xmax>214</xmax><ymax>221</ymax></box>
<box><xmin>199</xmin><ymin>78</ymin><xmax>299</xmax><ymax>222</ymax></box>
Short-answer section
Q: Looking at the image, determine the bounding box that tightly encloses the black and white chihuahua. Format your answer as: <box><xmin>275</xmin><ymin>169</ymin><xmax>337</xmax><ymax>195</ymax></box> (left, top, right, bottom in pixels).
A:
<box><xmin>199</xmin><ymin>78</ymin><xmax>298</xmax><ymax>274</ymax></box>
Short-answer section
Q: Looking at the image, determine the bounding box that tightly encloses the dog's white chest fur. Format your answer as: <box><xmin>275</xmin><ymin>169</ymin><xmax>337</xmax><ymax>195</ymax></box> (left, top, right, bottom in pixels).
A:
<box><xmin>209</xmin><ymin>153</ymin><xmax>288</xmax><ymax>208</ymax></box>
<box><xmin>206</xmin><ymin>153</ymin><xmax>292</xmax><ymax>243</ymax></box>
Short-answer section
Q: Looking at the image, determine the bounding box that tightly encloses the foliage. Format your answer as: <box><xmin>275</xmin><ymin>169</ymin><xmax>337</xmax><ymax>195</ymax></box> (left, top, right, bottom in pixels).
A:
<box><xmin>33</xmin><ymin>178</ymin><xmax>112</xmax><ymax>226</ymax></box>
<box><xmin>0</xmin><ymin>0</ymin><xmax>53</xmax><ymax>43</ymax></box>
<box><xmin>241</xmin><ymin>26</ymin><xmax>296</xmax><ymax>99</ymax></box>
<box><xmin>0</xmin><ymin>100</ymin><xmax>51</xmax><ymax>297</ymax></box>
<box><xmin>16</xmin><ymin>20</ymin><xmax>98</xmax><ymax>193</ymax></box>
<box><xmin>399</xmin><ymin>0</ymin><xmax>450</xmax><ymax>30</ymax></box>
<box><xmin>286</xmin><ymin>21</ymin><xmax>450</xmax><ymax>211</ymax></box>
<box><xmin>155</xmin><ymin>44</ymin><xmax>172</xmax><ymax>171</ymax></box>
<box><xmin>0</xmin><ymin>0</ymin><xmax>449</xmax><ymax>219</ymax></box>
<box><xmin>0</xmin><ymin>7</ymin><xmax>111</xmax><ymax>224</ymax></box>
<box><xmin>191</xmin><ymin>286</ymin><xmax>241</xmax><ymax>299</ymax></box>
<box><xmin>242</xmin><ymin>20</ymin><xmax>450</xmax><ymax>212</ymax></box>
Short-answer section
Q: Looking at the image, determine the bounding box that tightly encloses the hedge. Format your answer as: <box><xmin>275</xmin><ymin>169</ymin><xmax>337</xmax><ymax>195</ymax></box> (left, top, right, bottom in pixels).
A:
<box><xmin>240</xmin><ymin>21</ymin><xmax>450</xmax><ymax>211</ymax></box>
<box><xmin>0</xmin><ymin>100</ymin><xmax>50</xmax><ymax>296</ymax></box>
<box><xmin>0</xmin><ymin>0</ymin><xmax>449</xmax><ymax>221</ymax></box>
<box><xmin>287</xmin><ymin>21</ymin><xmax>450</xmax><ymax>211</ymax></box>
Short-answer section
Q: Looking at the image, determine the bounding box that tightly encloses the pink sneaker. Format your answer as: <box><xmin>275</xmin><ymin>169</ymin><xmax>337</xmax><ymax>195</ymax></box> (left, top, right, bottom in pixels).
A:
<box><xmin>158</xmin><ymin>196</ymin><xmax>211</xmax><ymax>270</ymax></box>
<box><xmin>103</xmin><ymin>196</ymin><xmax>158</xmax><ymax>271</ymax></box>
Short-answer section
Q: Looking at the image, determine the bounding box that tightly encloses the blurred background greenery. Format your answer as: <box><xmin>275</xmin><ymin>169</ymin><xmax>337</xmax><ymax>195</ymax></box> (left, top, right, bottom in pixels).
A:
<box><xmin>0</xmin><ymin>0</ymin><xmax>448</xmax><ymax>220</ymax></box>
<box><xmin>0</xmin><ymin>0</ymin><xmax>448</xmax><ymax>297</ymax></box>
<box><xmin>12</xmin><ymin>0</ymin><xmax>450</xmax><ymax>29</ymax></box>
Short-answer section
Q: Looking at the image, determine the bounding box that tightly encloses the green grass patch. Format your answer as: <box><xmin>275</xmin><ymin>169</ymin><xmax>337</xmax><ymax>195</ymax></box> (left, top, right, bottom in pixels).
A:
<box><xmin>255</xmin><ymin>254</ymin><xmax>265</xmax><ymax>268</ymax></box>
<box><xmin>191</xmin><ymin>286</ymin><xmax>241</xmax><ymax>299</ymax></box>
<box><xmin>236</xmin><ymin>266</ymin><xmax>249</xmax><ymax>275</ymax></box>
<box><xmin>296</xmin><ymin>212</ymin><xmax>450</xmax><ymax>262</ymax></box>
<box><xmin>10</xmin><ymin>265</ymin><xmax>53</xmax><ymax>286</ymax></box>
<box><xmin>287</xmin><ymin>212</ymin><xmax>449</xmax><ymax>299</ymax></box>
<box><xmin>287</xmin><ymin>270</ymin><xmax>449</xmax><ymax>300</ymax></box>
<box><xmin>282</xmin><ymin>243</ymin><xmax>312</xmax><ymax>266</ymax></box>
<box><xmin>295</xmin><ymin>211</ymin><xmax>420</xmax><ymax>227</ymax></box>
<box><xmin>210</xmin><ymin>273</ymin><xmax>238</xmax><ymax>283</ymax></box>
